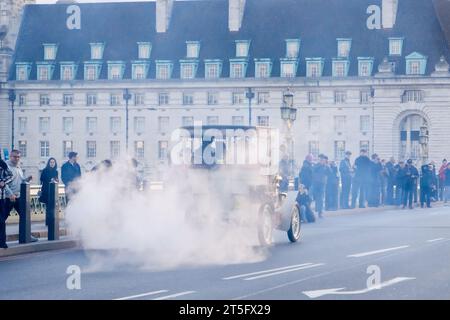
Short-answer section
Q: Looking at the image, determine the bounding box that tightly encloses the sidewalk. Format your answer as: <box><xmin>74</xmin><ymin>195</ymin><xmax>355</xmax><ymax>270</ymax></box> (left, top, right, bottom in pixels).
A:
<box><xmin>0</xmin><ymin>237</ymin><xmax>78</xmax><ymax>258</ymax></box>
<box><xmin>5</xmin><ymin>220</ymin><xmax>68</xmax><ymax>242</ymax></box>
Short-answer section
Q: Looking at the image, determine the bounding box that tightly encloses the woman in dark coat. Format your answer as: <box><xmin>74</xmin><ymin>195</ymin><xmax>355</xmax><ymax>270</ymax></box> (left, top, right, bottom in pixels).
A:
<box><xmin>39</xmin><ymin>158</ymin><xmax>59</xmax><ymax>205</ymax></box>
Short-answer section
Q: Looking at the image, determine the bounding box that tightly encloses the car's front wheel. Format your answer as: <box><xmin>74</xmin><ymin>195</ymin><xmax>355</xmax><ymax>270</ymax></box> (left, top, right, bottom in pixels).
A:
<box><xmin>287</xmin><ymin>205</ymin><xmax>301</xmax><ymax>243</ymax></box>
<box><xmin>258</xmin><ymin>203</ymin><xmax>274</xmax><ymax>246</ymax></box>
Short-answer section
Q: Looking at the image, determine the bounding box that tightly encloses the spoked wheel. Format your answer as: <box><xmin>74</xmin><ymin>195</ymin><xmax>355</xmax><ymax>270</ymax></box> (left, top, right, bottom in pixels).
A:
<box><xmin>258</xmin><ymin>204</ymin><xmax>274</xmax><ymax>246</ymax></box>
<box><xmin>287</xmin><ymin>205</ymin><xmax>301</xmax><ymax>243</ymax></box>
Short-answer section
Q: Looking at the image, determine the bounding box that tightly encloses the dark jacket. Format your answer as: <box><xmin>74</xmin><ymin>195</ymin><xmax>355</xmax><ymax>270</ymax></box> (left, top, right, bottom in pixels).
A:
<box><xmin>369</xmin><ymin>161</ymin><xmax>383</xmax><ymax>185</ymax></box>
<box><xmin>296</xmin><ymin>191</ymin><xmax>312</xmax><ymax>207</ymax></box>
<box><xmin>386</xmin><ymin>161</ymin><xmax>397</xmax><ymax>184</ymax></box>
<box><xmin>420</xmin><ymin>165</ymin><xmax>435</xmax><ymax>189</ymax></box>
<box><xmin>444</xmin><ymin>168</ymin><xmax>450</xmax><ymax>187</ymax></box>
<box><xmin>399</xmin><ymin>165</ymin><xmax>419</xmax><ymax>188</ymax></box>
<box><xmin>327</xmin><ymin>165</ymin><xmax>339</xmax><ymax>187</ymax></box>
<box><xmin>299</xmin><ymin>160</ymin><xmax>313</xmax><ymax>189</ymax></box>
<box><xmin>39</xmin><ymin>167</ymin><xmax>59</xmax><ymax>204</ymax></box>
<box><xmin>312</xmin><ymin>163</ymin><xmax>329</xmax><ymax>187</ymax></box>
<box><xmin>354</xmin><ymin>155</ymin><xmax>372</xmax><ymax>179</ymax></box>
<box><xmin>61</xmin><ymin>161</ymin><xmax>81</xmax><ymax>187</ymax></box>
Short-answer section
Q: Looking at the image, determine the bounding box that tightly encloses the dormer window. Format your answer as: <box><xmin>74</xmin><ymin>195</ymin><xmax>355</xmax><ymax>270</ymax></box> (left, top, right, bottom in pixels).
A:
<box><xmin>389</xmin><ymin>38</ymin><xmax>404</xmax><ymax>56</ymax></box>
<box><xmin>180</xmin><ymin>60</ymin><xmax>198</xmax><ymax>79</ymax></box>
<box><xmin>107</xmin><ymin>61</ymin><xmax>125</xmax><ymax>80</ymax></box>
<box><xmin>332</xmin><ymin>59</ymin><xmax>349</xmax><ymax>77</ymax></box>
<box><xmin>16</xmin><ymin>63</ymin><xmax>32</xmax><ymax>81</ymax></box>
<box><xmin>37</xmin><ymin>62</ymin><xmax>55</xmax><ymax>81</ymax></box>
<box><xmin>84</xmin><ymin>61</ymin><xmax>102</xmax><ymax>81</ymax></box>
<box><xmin>90</xmin><ymin>43</ymin><xmax>105</xmax><ymax>60</ymax></box>
<box><xmin>132</xmin><ymin>61</ymin><xmax>150</xmax><ymax>80</ymax></box>
<box><xmin>405</xmin><ymin>52</ymin><xmax>428</xmax><ymax>75</ymax></box>
<box><xmin>137</xmin><ymin>42</ymin><xmax>151</xmax><ymax>60</ymax></box>
<box><xmin>280</xmin><ymin>59</ymin><xmax>298</xmax><ymax>78</ymax></box>
<box><xmin>186</xmin><ymin>41</ymin><xmax>200</xmax><ymax>59</ymax></box>
<box><xmin>205</xmin><ymin>60</ymin><xmax>222</xmax><ymax>79</ymax></box>
<box><xmin>43</xmin><ymin>43</ymin><xmax>58</xmax><ymax>60</ymax></box>
<box><xmin>286</xmin><ymin>39</ymin><xmax>300</xmax><ymax>58</ymax></box>
<box><xmin>306</xmin><ymin>58</ymin><xmax>324</xmax><ymax>78</ymax></box>
<box><xmin>60</xmin><ymin>62</ymin><xmax>78</xmax><ymax>81</ymax></box>
<box><xmin>229</xmin><ymin>59</ymin><xmax>248</xmax><ymax>78</ymax></box>
<box><xmin>254</xmin><ymin>59</ymin><xmax>272</xmax><ymax>78</ymax></box>
<box><xmin>155</xmin><ymin>60</ymin><xmax>173</xmax><ymax>80</ymax></box>
<box><xmin>358</xmin><ymin>57</ymin><xmax>374</xmax><ymax>77</ymax></box>
<box><xmin>337</xmin><ymin>39</ymin><xmax>352</xmax><ymax>58</ymax></box>
<box><xmin>235</xmin><ymin>40</ymin><xmax>250</xmax><ymax>58</ymax></box>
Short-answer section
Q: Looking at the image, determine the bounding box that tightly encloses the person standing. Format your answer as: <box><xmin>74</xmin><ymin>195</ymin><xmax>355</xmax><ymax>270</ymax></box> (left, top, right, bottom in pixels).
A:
<box><xmin>299</xmin><ymin>154</ymin><xmax>314</xmax><ymax>191</ymax></box>
<box><xmin>325</xmin><ymin>161</ymin><xmax>339</xmax><ymax>211</ymax></box>
<box><xmin>444</xmin><ymin>163</ymin><xmax>450</xmax><ymax>204</ymax></box>
<box><xmin>351</xmin><ymin>149</ymin><xmax>372</xmax><ymax>209</ymax></box>
<box><xmin>39</xmin><ymin>158</ymin><xmax>59</xmax><ymax>206</ymax></box>
<box><xmin>438</xmin><ymin>159</ymin><xmax>448</xmax><ymax>201</ymax></box>
<box><xmin>385</xmin><ymin>158</ymin><xmax>397</xmax><ymax>205</ymax></box>
<box><xmin>368</xmin><ymin>154</ymin><xmax>382</xmax><ymax>207</ymax></box>
<box><xmin>312</xmin><ymin>154</ymin><xmax>329</xmax><ymax>218</ymax></box>
<box><xmin>420</xmin><ymin>164</ymin><xmax>435</xmax><ymax>209</ymax></box>
<box><xmin>61</xmin><ymin>152</ymin><xmax>81</xmax><ymax>203</ymax></box>
<box><xmin>0</xmin><ymin>157</ymin><xmax>13</xmax><ymax>249</ymax></box>
<box><xmin>5</xmin><ymin>150</ymin><xmax>37</xmax><ymax>242</ymax></box>
<box><xmin>401</xmin><ymin>159</ymin><xmax>419</xmax><ymax>209</ymax></box>
<box><xmin>339</xmin><ymin>151</ymin><xmax>353</xmax><ymax>209</ymax></box>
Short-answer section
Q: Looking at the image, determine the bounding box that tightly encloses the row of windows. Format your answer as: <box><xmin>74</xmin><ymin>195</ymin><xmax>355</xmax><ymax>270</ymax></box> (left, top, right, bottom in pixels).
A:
<box><xmin>17</xmin><ymin>116</ymin><xmax>272</xmax><ymax>135</ymax></box>
<box><xmin>309</xmin><ymin>141</ymin><xmax>371</xmax><ymax>161</ymax></box>
<box><xmin>18</xmin><ymin>51</ymin><xmax>428</xmax><ymax>81</ymax></box>
<box><xmin>17</xmin><ymin>140</ymin><xmax>151</xmax><ymax>160</ymax></box>
<box><xmin>16</xmin><ymin>90</ymin><xmax>377</xmax><ymax>107</ymax></box>
<box><xmin>308</xmin><ymin>115</ymin><xmax>371</xmax><ymax>133</ymax></box>
<box><xmin>17</xmin><ymin>138</ymin><xmax>371</xmax><ymax>162</ymax></box>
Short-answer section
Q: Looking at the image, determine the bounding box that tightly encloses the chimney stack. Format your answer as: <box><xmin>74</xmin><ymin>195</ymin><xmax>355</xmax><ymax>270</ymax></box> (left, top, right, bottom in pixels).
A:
<box><xmin>382</xmin><ymin>0</ymin><xmax>399</xmax><ymax>29</ymax></box>
<box><xmin>156</xmin><ymin>0</ymin><xmax>174</xmax><ymax>33</ymax></box>
<box><xmin>229</xmin><ymin>0</ymin><xmax>246</xmax><ymax>32</ymax></box>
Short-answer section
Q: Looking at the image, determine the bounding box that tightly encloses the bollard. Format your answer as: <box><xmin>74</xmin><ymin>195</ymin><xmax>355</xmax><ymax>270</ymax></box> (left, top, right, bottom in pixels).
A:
<box><xmin>47</xmin><ymin>181</ymin><xmax>59</xmax><ymax>241</ymax></box>
<box><xmin>19</xmin><ymin>182</ymin><xmax>31</xmax><ymax>244</ymax></box>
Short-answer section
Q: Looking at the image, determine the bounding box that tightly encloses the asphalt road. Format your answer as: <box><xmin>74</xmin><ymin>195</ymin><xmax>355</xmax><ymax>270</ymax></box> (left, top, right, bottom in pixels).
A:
<box><xmin>1</xmin><ymin>204</ymin><xmax>450</xmax><ymax>300</ymax></box>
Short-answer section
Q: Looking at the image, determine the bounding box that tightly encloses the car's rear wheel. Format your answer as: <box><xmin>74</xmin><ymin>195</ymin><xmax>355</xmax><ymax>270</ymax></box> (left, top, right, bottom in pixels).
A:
<box><xmin>258</xmin><ymin>204</ymin><xmax>274</xmax><ymax>246</ymax></box>
<box><xmin>287</xmin><ymin>205</ymin><xmax>301</xmax><ymax>243</ymax></box>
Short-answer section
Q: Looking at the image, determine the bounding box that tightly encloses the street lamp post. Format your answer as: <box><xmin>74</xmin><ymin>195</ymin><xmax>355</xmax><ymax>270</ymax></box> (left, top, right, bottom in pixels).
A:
<box><xmin>8</xmin><ymin>89</ymin><xmax>16</xmax><ymax>150</ymax></box>
<box><xmin>280</xmin><ymin>89</ymin><xmax>297</xmax><ymax>178</ymax></box>
<box><xmin>419</xmin><ymin>125</ymin><xmax>429</xmax><ymax>165</ymax></box>
<box><xmin>123</xmin><ymin>89</ymin><xmax>132</xmax><ymax>153</ymax></box>
<box><xmin>246</xmin><ymin>88</ymin><xmax>255</xmax><ymax>126</ymax></box>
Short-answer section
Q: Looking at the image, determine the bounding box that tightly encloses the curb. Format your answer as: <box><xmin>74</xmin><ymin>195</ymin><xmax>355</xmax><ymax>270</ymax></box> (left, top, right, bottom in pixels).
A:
<box><xmin>0</xmin><ymin>238</ymin><xmax>78</xmax><ymax>258</ymax></box>
<box><xmin>6</xmin><ymin>229</ymin><xmax>68</xmax><ymax>242</ymax></box>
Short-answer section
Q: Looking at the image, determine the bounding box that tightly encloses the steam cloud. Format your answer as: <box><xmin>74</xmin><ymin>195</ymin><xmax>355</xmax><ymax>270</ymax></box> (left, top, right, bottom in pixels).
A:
<box><xmin>65</xmin><ymin>159</ymin><xmax>269</xmax><ymax>270</ymax></box>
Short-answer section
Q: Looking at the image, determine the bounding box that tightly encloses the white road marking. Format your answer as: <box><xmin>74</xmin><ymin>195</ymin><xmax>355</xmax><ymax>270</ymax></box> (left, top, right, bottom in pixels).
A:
<box><xmin>153</xmin><ymin>291</ymin><xmax>196</xmax><ymax>300</ymax></box>
<box><xmin>347</xmin><ymin>245</ymin><xmax>410</xmax><ymax>258</ymax></box>
<box><xmin>303</xmin><ymin>277</ymin><xmax>416</xmax><ymax>298</ymax></box>
<box><xmin>426</xmin><ymin>238</ymin><xmax>445</xmax><ymax>243</ymax></box>
<box><xmin>223</xmin><ymin>263</ymin><xmax>314</xmax><ymax>280</ymax></box>
<box><xmin>244</xmin><ymin>264</ymin><xmax>325</xmax><ymax>281</ymax></box>
<box><xmin>114</xmin><ymin>290</ymin><xmax>168</xmax><ymax>301</ymax></box>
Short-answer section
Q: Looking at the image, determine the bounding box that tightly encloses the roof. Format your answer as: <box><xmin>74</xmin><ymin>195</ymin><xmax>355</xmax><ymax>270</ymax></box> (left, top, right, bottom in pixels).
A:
<box><xmin>9</xmin><ymin>0</ymin><xmax>450</xmax><ymax>80</ymax></box>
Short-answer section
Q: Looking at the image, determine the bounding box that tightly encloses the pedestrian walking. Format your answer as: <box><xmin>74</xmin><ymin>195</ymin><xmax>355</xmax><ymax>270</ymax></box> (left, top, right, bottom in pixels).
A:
<box><xmin>339</xmin><ymin>151</ymin><xmax>352</xmax><ymax>209</ymax></box>
<box><xmin>0</xmin><ymin>157</ymin><xmax>13</xmax><ymax>249</ymax></box>
<box><xmin>61</xmin><ymin>152</ymin><xmax>81</xmax><ymax>204</ymax></box>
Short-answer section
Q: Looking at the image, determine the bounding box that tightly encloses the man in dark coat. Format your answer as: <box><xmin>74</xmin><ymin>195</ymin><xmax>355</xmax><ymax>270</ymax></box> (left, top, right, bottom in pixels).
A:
<box><xmin>339</xmin><ymin>151</ymin><xmax>353</xmax><ymax>209</ymax></box>
<box><xmin>351</xmin><ymin>149</ymin><xmax>372</xmax><ymax>208</ymax></box>
<box><xmin>312</xmin><ymin>154</ymin><xmax>329</xmax><ymax>218</ymax></box>
<box><xmin>299</xmin><ymin>154</ymin><xmax>314</xmax><ymax>191</ymax></box>
<box><xmin>400</xmin><ymin>159</ymin><xmax>419</xmax><ymax>209</ymax></box>
<box><xmin>61</xmin><ymin>152</ymin><xmax>81</xmax><ymax>203</ymax></box>
<box><xmin>420</xmin><ymin>164</ymin><xmax>435</xmax><ymax>208</ymax></box>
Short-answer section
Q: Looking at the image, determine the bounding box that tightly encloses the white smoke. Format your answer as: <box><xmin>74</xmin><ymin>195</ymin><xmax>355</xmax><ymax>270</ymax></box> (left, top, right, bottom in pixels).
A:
<box><xmin>65</xmin><ymin>159</ymin><xmax>270</xmax><ymax>271</ymax></box>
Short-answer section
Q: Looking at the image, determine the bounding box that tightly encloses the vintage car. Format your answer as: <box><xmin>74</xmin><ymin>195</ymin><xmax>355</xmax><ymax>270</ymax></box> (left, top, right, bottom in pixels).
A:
<box><xmin>170</xmin><ymin>125</ymin><xmax>301</xmax><ymax>246</ymax></box>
